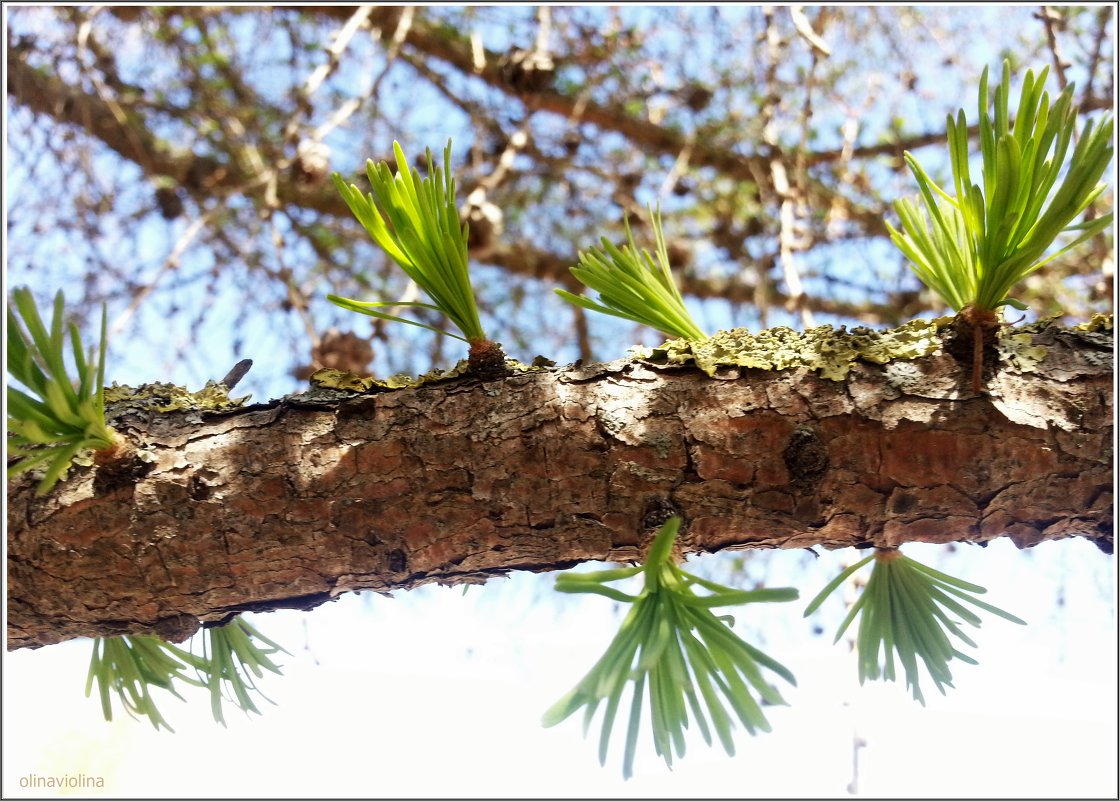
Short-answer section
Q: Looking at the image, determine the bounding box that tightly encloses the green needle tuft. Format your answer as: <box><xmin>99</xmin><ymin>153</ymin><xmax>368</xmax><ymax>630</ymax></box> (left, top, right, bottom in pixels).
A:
<box><xmin>556</xmin><ymin>206</ymin><xmax>708</xmax><ymax>342</ymax></box>
<box><xmin>544</xmin><ymin>517</ymin><xmax>797</xmax><ymax>778</ymax></box>
<box><xmin>86</xmin><ymin>616</ymin><xmax>288</xmax><ymax>731</ymax></box>
<box><xmin>7</xmin><ymin>287</ymin><xmax>117</xmax><ymax>495</ymax></box>
<box><xmin>329</xmin><ymin>140</ymin><xmax>488</xmax><ymax>345</ymax></box>
<box><xmin>887</xmin><ymin>59</ymin><xmax>1113</xmax><ymax>315</ymax></box>
<box><xmin>804</xmin><ymin>548</ymin><xmax>1026</xmax><ymax>705</ymax></box>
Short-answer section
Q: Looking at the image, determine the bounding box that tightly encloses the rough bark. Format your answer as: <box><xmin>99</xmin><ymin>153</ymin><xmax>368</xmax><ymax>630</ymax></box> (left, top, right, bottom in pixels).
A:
<box><xmin>7</xmin><ymin>325</ymin><xmax>1113</xmax><ymax>650</ymax></box>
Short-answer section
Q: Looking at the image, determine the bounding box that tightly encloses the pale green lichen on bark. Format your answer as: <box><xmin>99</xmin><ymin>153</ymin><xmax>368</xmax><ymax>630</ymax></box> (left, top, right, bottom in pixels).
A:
<box><xmin>98</xmin><ymin>313</ymin><xmax>1112</xmax><ymax>415</ymax></box>
<box><xmin>1072</xmin><ymin>312</ymin><xmax>1113</xmax><ymax>332</ymax></box>
<box><xmin>104</xmin><ymin>381</ymin><xmax>250</xmax><ymax>416</ymax></box>
<box><xmin>996</xmin><ymin>329</ymin><xmax>1049</xmax><ymax>373</ymax></box>
<box><xmin>996</xmin><ymin>312</ymin><xmax>1113</xmax><ymax>373</ymax></box>
<box><xmin>631</xmin><ymin>317</ymin><xmax>953</xmax><ymax>380</ymax></box>
<box><xmin>307</xmin><ymin>362</ymin><xmax>471</xmax><ymax>393</ymax></box>
<box><xmin>304</xmin><ymin>357</ymin><xmax>552</xmax><ymax>396</ymax></box>
<box><xmin>304</xmin><ymin>313</ymin><xmax>1114</xmax><ymax>395</ymax></box>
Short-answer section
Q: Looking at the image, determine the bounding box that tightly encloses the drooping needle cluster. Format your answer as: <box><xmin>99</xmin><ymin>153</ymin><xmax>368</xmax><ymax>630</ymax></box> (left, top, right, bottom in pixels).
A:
<box><xmin>804</xmin><ymin>548</ymin><xmax>1026</xmax><ymax>705</ymax></box>
<box><xmin>544</xmin><ymin>517</ymin><xmax>798</xmax><ymax>778</ymax></box>
<box><xmin>86</xmin><ymin>617</ymin><xmax>287</xmax><ymax>731</ymax></box>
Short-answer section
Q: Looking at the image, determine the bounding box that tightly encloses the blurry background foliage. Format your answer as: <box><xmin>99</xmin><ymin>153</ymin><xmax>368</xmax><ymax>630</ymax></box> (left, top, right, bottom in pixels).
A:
<box><xmin>5</xmin><ymin>6</ymin><xmax>1114</xmax><ymax>402</ymax></box>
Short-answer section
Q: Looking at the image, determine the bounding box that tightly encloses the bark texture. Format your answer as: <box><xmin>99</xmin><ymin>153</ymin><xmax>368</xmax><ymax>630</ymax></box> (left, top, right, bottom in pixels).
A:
<box><xmin>7</xmin><ymin>325</ymin><xmax>1113</xmax><ymax>649</ymax></box>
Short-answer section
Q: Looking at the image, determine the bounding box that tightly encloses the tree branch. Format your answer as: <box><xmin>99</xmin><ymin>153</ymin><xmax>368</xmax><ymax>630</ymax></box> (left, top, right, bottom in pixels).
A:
<box><xmin>397</xmin><ymin>11</ymin><xmax>892</xmax><ymax>235</ymax></box>
<box><xmin>6</xmin><ymin>43</ymin><xmax>913</xmax><ymax>323</ymax></box>
<box><xmin>7</xmin><ymin>323</ymin><xmax>1112</xmax><ymax>650</ymax></box>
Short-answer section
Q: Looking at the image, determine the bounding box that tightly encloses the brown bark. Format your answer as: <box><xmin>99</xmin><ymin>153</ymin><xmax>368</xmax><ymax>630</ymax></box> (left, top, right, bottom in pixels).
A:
<box><xmin>7</xmin><ymin>324</ymin><xmax>1113</xmax><ymax>650</ymax></box>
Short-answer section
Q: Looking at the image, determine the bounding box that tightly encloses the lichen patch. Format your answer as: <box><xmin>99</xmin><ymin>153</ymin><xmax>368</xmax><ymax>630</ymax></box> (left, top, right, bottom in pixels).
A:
<box><xmin>632</xmin><ymin>317</ymin><xmax>952</xmax><ymax>380</ymax></box>
<box><xmin>104</xmin><ymin>381</ymin><xmax>250</xmax><ymax>418</ymax></box>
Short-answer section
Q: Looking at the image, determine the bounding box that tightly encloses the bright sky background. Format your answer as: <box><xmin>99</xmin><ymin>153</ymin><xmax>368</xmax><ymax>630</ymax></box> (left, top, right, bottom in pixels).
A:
<box><xmin>3</xmin><ymin>537</ymin><xmax>1116</xmax><ymax>798</ymax></box>
<box><xmin>3</xmin><ymin>5</ymin><xmax>1118</xmax><ymax>798</ymax></box>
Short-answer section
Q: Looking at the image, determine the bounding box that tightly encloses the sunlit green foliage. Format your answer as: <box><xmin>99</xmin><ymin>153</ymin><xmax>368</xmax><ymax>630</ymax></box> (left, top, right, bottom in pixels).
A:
<box><xmin>86</xmin><ymin>635</ymin><xmax>205</xmax><ymax>732</ymax></box>
<box><xmin>544</xmin><ymin>517</ymin><xmax>798</xmax><ymax>778</ymax></box>
<box><xmin>86</xmin><ymin>617</ymin><xmax>287</xmax><ymax>731</ymax></box>
<box><xmin>888</xmin><ymin>60</ymin><xmax>1113</xmax><ymax>313</ymax></box>
<box><xmin>7</xmin><ymin>288</ymin><xmax>117</xmax><ymax>495</ymax></box>
<box><xmin>804</xmin><ymin>549</ymin><xmax>1026</xmax><ymax>705</ymax></box>
<box><xmin>329</xmin><ymin>140</ymin><xmax>487</xmax><ymax>344</ymax></box>
<box><xmin>556</xmin><ymin>206</ymin><xmax>708</xmax><ymax>342</ymax></box>
<box><xmin>201</xmin><ymin>617</ymin><xmax>287</xmax><ymax>726</ymax></box>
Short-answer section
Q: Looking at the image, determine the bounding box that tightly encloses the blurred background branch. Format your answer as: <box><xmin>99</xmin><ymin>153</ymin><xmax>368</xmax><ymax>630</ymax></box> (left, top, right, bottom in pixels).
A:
<box><xmin>5</xmin><ymin>6</ymin><xmax>1113</xmax><ymax>398</ymax></box>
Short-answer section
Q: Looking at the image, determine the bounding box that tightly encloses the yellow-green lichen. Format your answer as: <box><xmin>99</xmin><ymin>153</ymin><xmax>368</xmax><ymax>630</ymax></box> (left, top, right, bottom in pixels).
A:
<box><xmin>104</xmin><ymin>381</ymin><xmax>250</xmax><ymax>416</ymax></box>
<box><xmin>1073</xmin><ymin>312</ymin><xmax>1113</xmax><ymax>332</ymax></box>
<box><xmin>996</xmin><ymin>330</ymin><xmax>1049</xmax><ymax>373</ymax></box>
<box><xmin>632</xmin><ymin>317</ymin><xmax>952</xmax><ymax>380</ymax></box>
<box><xmin>994</xmin><ymin>312</ymin><xmax>1113</xmax><ymax>373</ymax></box>
<box><xmin>309</xmin><ymin>362</ymin><xmax>472</xmax><ymax>393</ymax></box>
<box><xmin>308</xmin><ymin>356</ymin><xmax>554</xmax><ymax>395</ymax></box>
<box><xmin>308</xmin><ymin>368</ymin><xmax>381</xmax><ymax>393</ymax></box>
